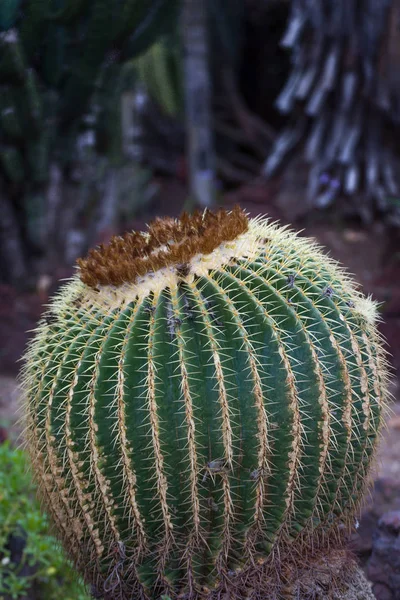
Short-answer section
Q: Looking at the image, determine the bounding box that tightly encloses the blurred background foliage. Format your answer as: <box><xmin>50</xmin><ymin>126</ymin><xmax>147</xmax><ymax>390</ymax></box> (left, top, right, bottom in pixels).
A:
<box><xmin>0</xmin><ymin>0</ymin><xmax>180</xmax><ymax>285</ymax></box>
<box><xmin>0</xmin><ymin>0</ymin><xmax>400</xmax><ymax>288</ymax></box>
<box><xmin>0</xmin><ymin>440</ymin><xmax>90</xmax><ymax>599</ymax></box>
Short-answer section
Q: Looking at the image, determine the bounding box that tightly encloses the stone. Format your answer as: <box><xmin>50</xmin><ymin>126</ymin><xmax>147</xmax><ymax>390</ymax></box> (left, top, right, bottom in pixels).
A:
<box><xmin>366</xmin><ymin>510</ymin><xmax>400</xmax><ymax>600</ymax></box>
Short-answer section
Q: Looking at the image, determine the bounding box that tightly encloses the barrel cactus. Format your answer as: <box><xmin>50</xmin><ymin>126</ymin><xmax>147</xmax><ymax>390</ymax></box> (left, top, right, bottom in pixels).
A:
<box><xmin>22</xmin><ymin>207</ymin><xmax>388</xmax><ymax>599</ymax></box>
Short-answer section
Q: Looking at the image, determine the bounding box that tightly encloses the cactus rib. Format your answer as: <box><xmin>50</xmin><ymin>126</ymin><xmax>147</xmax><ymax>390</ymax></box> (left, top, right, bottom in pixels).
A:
<box><xmin>22</xmin><ymin>208</ymin><xmax>389</xmax><ymax>599</ymax></box>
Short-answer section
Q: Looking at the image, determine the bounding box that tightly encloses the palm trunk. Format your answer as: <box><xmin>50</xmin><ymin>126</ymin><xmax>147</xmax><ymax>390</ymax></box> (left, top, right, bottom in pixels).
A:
<box><xmin>181</xmin><ymin>0</ymin><xmax>216</xmax><ymax>207</ymax></box>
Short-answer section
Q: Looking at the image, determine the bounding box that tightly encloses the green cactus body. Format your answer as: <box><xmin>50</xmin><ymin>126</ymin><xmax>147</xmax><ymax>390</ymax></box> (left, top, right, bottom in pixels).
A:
<box><xmin>0</xmin><ymin>145</ymin><xmax>24</xmax><ymax>182</ymax></box>
<box><xmin>114</xmin><ymin>0</ymin><xmax>150</xmax><ymax>43</ymax></box>
<box><xmin>48</xmin><ymin>0</ymin><xmax>90</xmax><ymax>24</ymax></box>
<box><xmin>121</xmin><ymin>0</ymin><xmax>181</xmax><ymax>60</ymax></box>
<box><xmin>43</xmin><ymin>22</ymin><xmax>66</xmax><ymax>87</ymax></box>
<box><xmin>22</xmin><ymin>207</ymin><xmax>388</xmax><ymax>599</ymax></box>
<box><xmin>0</xmin><ymin>0</ymin><xmax>21</xmax><ymax>31</ymax></box>
<box><xmin>0</xmin><ymin>29</ymin><xmax>26</xmax><ymax>83</ymax></box>
<box><xmin>0</xmin><ymin>87</ymin><xmax>22</xmax><ymax>139</ymax></box>
<box><xmin>20</xmin><ymin>0</ymin><xmax>52</xmax><ymax>57</ymax></box>
<box><xmin>26</xmin><ymin>126</ymin><xmax>52</xmax><ymax>183</ymax></box>
<box><xmin>136</xmin><ymin>36</ymin><xmax>183</xmax><ymax>119</ymax></box>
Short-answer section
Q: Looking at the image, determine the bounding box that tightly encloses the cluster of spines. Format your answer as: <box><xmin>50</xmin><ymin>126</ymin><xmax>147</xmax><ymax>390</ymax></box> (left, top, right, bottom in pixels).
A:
<box><xmin>22</xmin><ymin>218</ymin><xmax>388</xmax><ymax>599</ymax></box>
<box><xmin>77</xmin><ymin>206</ymin><xmax>249</xmax><ymax>288</ymax></box>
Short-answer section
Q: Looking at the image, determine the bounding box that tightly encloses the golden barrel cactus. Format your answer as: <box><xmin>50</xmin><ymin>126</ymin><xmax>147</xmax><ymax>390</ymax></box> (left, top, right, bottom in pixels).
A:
<box><xmin>22</xmin><ymin>207</ymin><xmax>388</xmax><ymax>599</ymax></box>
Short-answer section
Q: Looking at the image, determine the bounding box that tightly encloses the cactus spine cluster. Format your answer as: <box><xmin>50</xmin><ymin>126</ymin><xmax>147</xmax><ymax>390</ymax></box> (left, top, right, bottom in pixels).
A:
<box><xmin>22</xmin><ymin>207</ymin><xmax>388</xmax><ymax>599</ymax></box>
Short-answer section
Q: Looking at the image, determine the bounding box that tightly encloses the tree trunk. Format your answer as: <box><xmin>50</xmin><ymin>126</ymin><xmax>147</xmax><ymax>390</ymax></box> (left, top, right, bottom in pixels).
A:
<box><xmin>181</xmin><ymin>0</ymin><xmax>216</xmax><ymax>207</ymax></box>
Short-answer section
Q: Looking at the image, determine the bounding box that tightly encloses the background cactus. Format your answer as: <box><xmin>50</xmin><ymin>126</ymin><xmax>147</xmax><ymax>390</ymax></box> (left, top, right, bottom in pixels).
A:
<box><xmin>0</xmin><ymin>0</ymin><xmax>180</xmax><ymax>284</ymax></box>
<box><xmin>22</xmin><ymin>207</ymin><xmax>388</xmax><ymax>599</ymax></box>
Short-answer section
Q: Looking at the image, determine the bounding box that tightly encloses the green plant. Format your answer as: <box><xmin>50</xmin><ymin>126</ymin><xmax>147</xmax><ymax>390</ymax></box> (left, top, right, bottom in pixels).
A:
<box><xmin>22</xmin><ymin>207</ymin><xmax>388</xmax><ymax>599</ymax></box>
<box><xmin>135</xmin><ymin>34</ymin><xmax>183</xmax><ymax>119</ymax></box>
<box><xmin>134</xmin><ymin>0</ymin><xmax>246</xmax><ymax>120</ymax></box>
<box><xmin>0</xmin><ymin>0</ymin><xmax>181</xmax><ymax>284</ymax></box>
<box><xmin>0</xmin><ymin>440</ymin><xmax>90</xmax><ymax>600</ymax></box>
